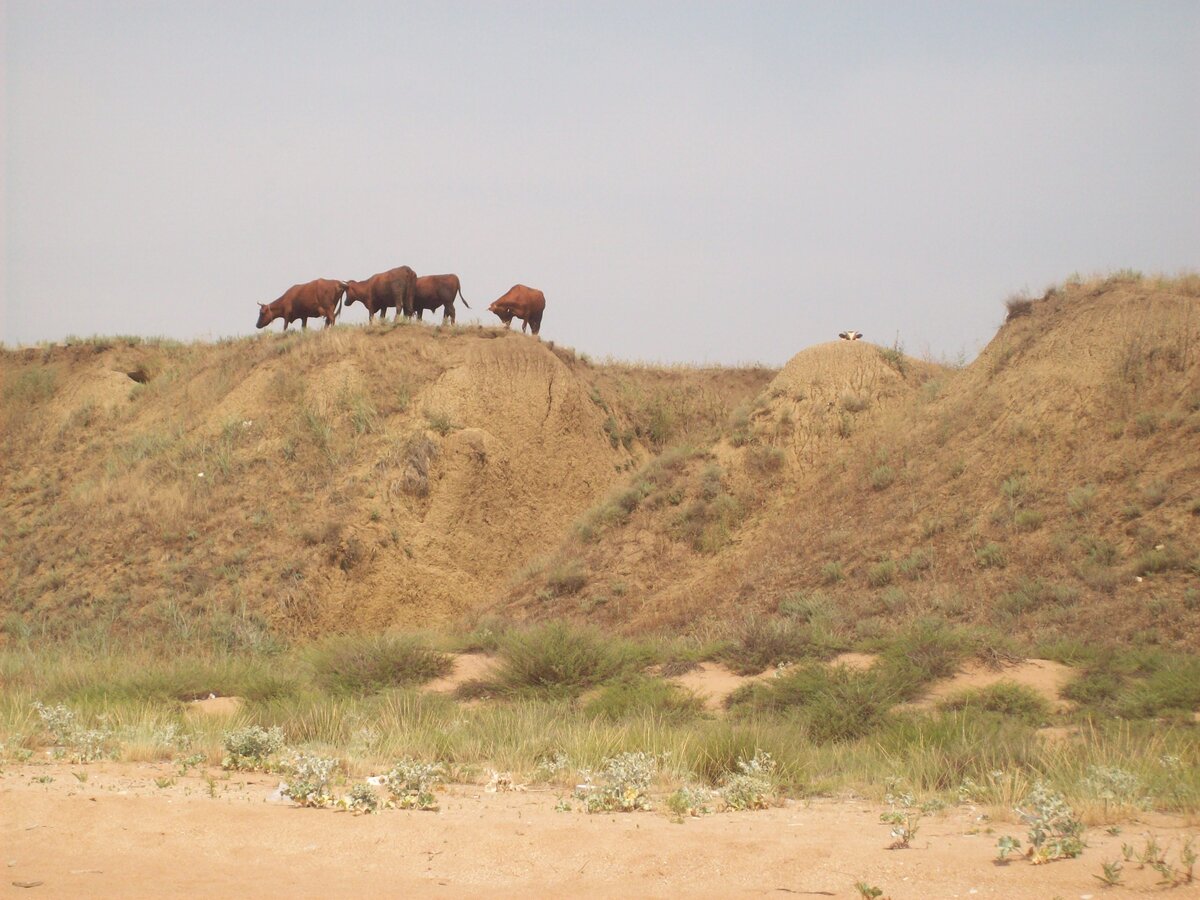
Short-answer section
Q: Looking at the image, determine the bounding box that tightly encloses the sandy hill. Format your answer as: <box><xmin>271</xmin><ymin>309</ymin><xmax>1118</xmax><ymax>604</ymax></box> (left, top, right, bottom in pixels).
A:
<box><xmin>0</xmin><ymin>324</ymin><xmax>772</xmax><ymax>641</ymax></box>
<box><xmin>498</xmin><ymin>274</ymin><xmax>1200</xmax><ymax>649</ymax></box>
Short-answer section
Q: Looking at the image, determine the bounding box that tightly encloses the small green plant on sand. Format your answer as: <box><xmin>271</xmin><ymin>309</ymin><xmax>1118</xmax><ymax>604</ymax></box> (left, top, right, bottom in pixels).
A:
<box><xmin>666</xmin><ymin>785</ymin><xmax>715</xmax><ymax>821</ymax></box>
<box><xmin>281</xmin><ymin>752</ymin><xmax>340</xmax><ymax>807</ymax></box>
<box><xmin>996</xmin><ymin>835</ymin><xmax>1022</xmax><ymax>861</ymax></box>
<box><xmin>720</xmin><ymin>749</ymin><xmax>776</xmax><ymax>811</ymax></box>
<box><xmin>574</xmin><ymin>751</ymin><xmax>656</xmax><ymax>813</ymax></box>
<box><xmin>1003</xmin><ymin>782</ymin><xmax>1085</xmax><ymax>864</ymax></box>
<box><xmin>381</xmin><ymin>757</ymin><xmax>445</xmax><ymax>810</ymax></box>
<box><xmin>1093</xmin><ymin>859</ymin><xmax>1123</xmax><ymax>887</ymax></box>
<box><xmin>880</xmin><ymin>784</ymin><xmax>923</xmax><ymax>849</ymax></box>
<box><xmin>32</xmin><ymin>701</ymin><xmax>114</xmax><ymax>763</ymax></box>
<box><xmin>222</xmin><ymin>725</ymin><xmax>285</xmax><ymax>772</ymax></box>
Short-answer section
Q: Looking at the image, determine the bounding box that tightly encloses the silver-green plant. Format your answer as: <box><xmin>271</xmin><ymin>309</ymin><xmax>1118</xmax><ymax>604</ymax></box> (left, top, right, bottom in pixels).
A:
<box><xmin>1015</xmin><ymin>782</ymin><xmax>1086</xmax><ymax>864</ymax></box>
<box><xmin>382</xmin><ymin>757</ymin><xmax>445</xmax><ymax>810</ymax></box>
<box><xmin>575</xmin><ymin>751</ymin><xmax>657</xmax><ymax>813</ymax></box>
<box><xmin>880</xmin><ymin>785</ymin><xmax>923</xmax><ymax>849</ymax></box>
<box><xmin>32</xmin><ymin>701</ymin><xmax>114</xmax><ymax>763</ymax></box>
<box><xmin>281</xmin><ymin>752</ymin><xmax>340</xmax><ymax>807</ymax></box>
<box><xmin>719</xmin><ymin>749</ymin><xmax>776</xmax><ymax>811</ymax></box>
<box><xmin>221</xmin><ymin>725</ymin><xmax>285</xmax><ymax>771</ymax></box>
<box><xmin>666</xmin><ymin>784</ymin><xmax>715</xmax><ymax>820</ymax></box>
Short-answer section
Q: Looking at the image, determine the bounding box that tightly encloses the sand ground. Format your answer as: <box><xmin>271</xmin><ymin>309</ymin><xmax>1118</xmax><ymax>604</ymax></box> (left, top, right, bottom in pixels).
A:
<box><xmin>3</xmin><ymin>762</ymin><xmax>1195</xmax><ymax>899</ymax></box>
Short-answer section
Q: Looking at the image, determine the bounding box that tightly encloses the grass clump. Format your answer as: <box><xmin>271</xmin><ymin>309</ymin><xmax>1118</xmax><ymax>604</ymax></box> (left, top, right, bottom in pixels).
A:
<box><xmin>545</xmin><ymin>561</ymin><xmax>588</xmax><ymax>597</ymax></box>
<box><xmin>305</xmin><ymin>634</ymin><xmax>452</xmax><ymax>694</ymax></box>
<box><xmin>874</xmin><ymin>623</ymin><xmax>965</xmax><ymax>701</ymax></box>
<box><xmin>938</xmin><ymin>682</ymin><xmax>1050</xmax><ymax>725</ymax></box>
<box><xmin>487</xmin><ymin>623</ymin><xmax>649</xmax><ymax>698</ymax></box>
<box><xmin>583</xmin><ymin>676</ymin><xmax>703</xmax><ymax>723</ymax></box>
<box><xmin>720</xmin><ymin>616</ymin><xmax>832</xmax><ymax>675</ymax></box>
<box><xmin>729</xmin><ymin>664</ymin><xmax>891</xmax><ymax>743</ymax></box>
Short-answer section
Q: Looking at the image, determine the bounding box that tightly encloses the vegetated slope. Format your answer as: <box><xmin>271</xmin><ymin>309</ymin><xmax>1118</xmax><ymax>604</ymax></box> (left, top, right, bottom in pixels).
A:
<box><xmin>0</xmin><ymin>323</ymin><xmax>774</xmax><ymax>642</ymax></box>
<box><xmin>501</xmin><ymin>275</ymin><xmax>1200</xmax><ymax>650</ymax></box>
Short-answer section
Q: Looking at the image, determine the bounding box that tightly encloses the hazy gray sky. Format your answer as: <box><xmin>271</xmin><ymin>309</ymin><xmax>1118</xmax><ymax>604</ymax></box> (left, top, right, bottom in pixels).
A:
<box><xmin>4</xmin><ymin>2</ymin><xmax>1198</xmax><ymax>364</ymax></box>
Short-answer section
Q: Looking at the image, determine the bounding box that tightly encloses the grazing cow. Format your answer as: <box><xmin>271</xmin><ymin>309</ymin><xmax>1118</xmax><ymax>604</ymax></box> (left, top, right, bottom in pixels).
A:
<box><xmin>344</xmin><ymin>266</ymin><xmax>417</xmax><ymax>323</ymax></box>
<box><xmin>487</xmin><ymin>285</ymin><xmax>546</xmax><ymax>335</ymax></box>
<box><xmin>413</xmin><ymin>274</ymin><xmax>471</xmax><ymax>324</ymax></box>
<box><xmin>256</xmin><ymin>279</ymin><xmax>346</xmax><ymax>331</ymax></box>
<box><xmin>838</xmin><ymin>330</ymin><xmax>863</xmax><ymax>341</ymax></box>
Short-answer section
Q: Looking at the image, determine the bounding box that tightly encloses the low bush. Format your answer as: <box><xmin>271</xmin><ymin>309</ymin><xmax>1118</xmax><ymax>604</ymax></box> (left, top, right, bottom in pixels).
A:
<box><xmin>305</xmin><ymin>634</ymin><xmax>452</xmax><ymax>694</ymax></box>
<box><xmin>583</xmin><ymin>676</ymin><xmax>704</xmax><ymax>723</ymax></box>
<box><xmin>938</xmin><ymin>682</ymin><xmax>1049</xmax><ymax>725</ymax></box>
<box><xmin>720</xmin><ymin>616</ymin><xmax>832</xmax><ymax>675</ymax></box>
<box><xmin>488</xmin><ymin>623</ymin><xmax>650</xmax><ymax>697</ymax></box>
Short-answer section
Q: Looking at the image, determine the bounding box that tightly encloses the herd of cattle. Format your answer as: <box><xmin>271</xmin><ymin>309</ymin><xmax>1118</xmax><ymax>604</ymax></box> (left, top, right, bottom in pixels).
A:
<box><xmin>255</xmin><ymin>266</ymin><xmax>546</xmax><ymax>335</ymax></box>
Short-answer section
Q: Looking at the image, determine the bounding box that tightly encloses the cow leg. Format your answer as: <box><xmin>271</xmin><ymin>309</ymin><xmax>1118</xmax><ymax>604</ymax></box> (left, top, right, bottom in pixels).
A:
<box><xmin>530</xmin><ymin>310</ymin><xmax>542</xmax><ymax>335</ymax></box>
<box><xmin>445</xmin><ymin>304</ymin><xmax>455</xmax><ymax>325</ymax></box>
<box><xmin>416</xmin><ymin>308</ymin><xmax>424</xmax><ymax>321</ymax></box>
<box><xmin>301</xmin><ymin>318</ymin><xmax>308</xmax><ymax>330</ymax></box>
<box><xmin>521</xmin><ymin>318</ymin><xmax>529</xmax><ymax>333</ymax></box>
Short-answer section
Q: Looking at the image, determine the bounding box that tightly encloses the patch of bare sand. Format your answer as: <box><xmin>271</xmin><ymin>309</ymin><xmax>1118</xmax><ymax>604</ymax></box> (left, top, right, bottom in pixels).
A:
<box><xmin>831</xmin><ymin>652</ymin><xmax>878</xmax><ymax>671</ymax></box>
<box><xmin>3</xmin><ymin>761</ymin><xmax>1194</xmax><ymax>899</ymax></box>
<box><xmin>424</xmin><ymin>653</ymin><xmax>498</xmax><ymax>693</ymax></box>
<box><xmin>908</xmin><ymin>658</ymin><xmax>1075</xmax><ymax>712</ymax></box>
<box><xmin>184</xmin><ymin>696</ymin><xmax>244</xmax><ymax>718</ymax></box>
<box><xmin>667</xmin><ymin>662</ymin><xmax>772</xmax><ymax>710</ymax></box>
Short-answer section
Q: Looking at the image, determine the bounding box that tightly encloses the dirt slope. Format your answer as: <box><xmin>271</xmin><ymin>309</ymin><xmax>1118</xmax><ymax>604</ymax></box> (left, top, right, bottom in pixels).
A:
<box><xmin>499</xmin><ymin>276</ymin><xmax>1200</xmax><ymax>648</ymax></box>
<box><xmin>0</xmin><ymin>324</ymin><xmax>772</xmax><ymax>639</ymax></box>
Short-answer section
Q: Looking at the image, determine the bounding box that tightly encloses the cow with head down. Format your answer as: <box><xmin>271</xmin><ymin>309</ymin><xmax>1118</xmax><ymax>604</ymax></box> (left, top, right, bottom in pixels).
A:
<box><xmin>487</xmin><ymin>284</ymin><xmax>546</xmax><ymax>335</ymax></box>
<box><xmin>344</xmin><ymin>265</ymin><xmax>417</xmax><ymax>323</ymax></box>
<box><xmin>256</xmin><ymin>278</ymin><xmax>346</xmax><ymax>331</ymax></box>
<box><xmin>413</xmin><ymin>273</ymin><xmax>471</xmax><ymax>324</ymax></box>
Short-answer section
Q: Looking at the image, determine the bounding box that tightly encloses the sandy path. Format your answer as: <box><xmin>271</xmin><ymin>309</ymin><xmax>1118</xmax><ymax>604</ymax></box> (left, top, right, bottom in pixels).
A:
<box><xmin>3</xmin><ymin>762</ymin><xmax>1194</xmax><ymax>898</ymax></box>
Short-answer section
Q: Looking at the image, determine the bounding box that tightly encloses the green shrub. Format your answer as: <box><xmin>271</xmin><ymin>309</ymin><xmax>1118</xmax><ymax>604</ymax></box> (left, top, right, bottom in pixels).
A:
<box><xmin>720</xmin><ymin>616</ymin><xmax>828</xmax><ymax>675</ymax></box>
<box><xmin>583</xmin><ymin>676</ymin><xmax>703</xmax><ymax>723</ymax></box>
<box><xmin>545</xmin><ymin>561</ymin><xmax>588</xmax><ymax>596</ymax></box>
<box><xmin>490</xmin><ymin>623</ymin><xmax>649</xmax><ymax>697</ymax></box>
<box><xmin>778</xmin><ymin>591</ymin><xmax>833</xmax><ymax>623</ymax></box>
<box><xmin>898</xmin><ymin>550</ymin><xmax>932</xmax><ymax>580</ymax></box>
<box><xmin>1013</xmin><ymin>509</ymin><xmax>1044</xmax><ymax>532</ymax></box>
<box><xmin>306</xmin><ymin>634</ymin><xmax>452</xmax><ymax>694</ymax></box>
<box><xmin>729</xmin><ymin>664</ymin><xmax>892</xmax><ymax>742</ymax></box>
<box><xmin>939</xmin><ymin>682</ymin><xmax>1050</xmax><ymax>725</ymax></box>
<box><xmin>1067</xmin><ymin>485</ymin><xmax>1097</xmax><ymax>516</ymax></box>
<box><xmin>869</xmin><ymin>466</ymin><xmax>895</xmax><ymax>490</ymax></box>
<box><xmin>876</xmin><ymin>624</ymin><xmax>965</xmax><ymax>701</ymax></box>
<box><xmin>222</xmin><ymin>725</ymin><xmax>285</xmax><ymax>771</ymax></box>
<box><xmin>575</xmin><ymin>751</ymin><xmax>656</xmax><ymax>812</ymax></box>
<box><xmin>976</xmin><ymin>542</ymin><xmax>1007</xmax><ymax>568</ymax></box>
<box><xmin>867</xmin><ymin>560</ymin><xmax>896</xmax><ymax>587</ymax></box>
<box><xmin>821</xmin><ymin>561</ymin><xmax>845</xmax><ymax>584</ymax></box>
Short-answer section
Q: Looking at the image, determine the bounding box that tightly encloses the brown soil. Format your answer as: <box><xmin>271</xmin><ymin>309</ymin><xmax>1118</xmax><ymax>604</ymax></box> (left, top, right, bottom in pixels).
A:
<box><xmin>503</xmin><ymin>278</ymin><xmax>1200</xmax><ymax>649</ymax></box>
<box><xmin>3</xmin><ymin>761</ymin><xmax>1194</xmax><ymax>898</ymax></box>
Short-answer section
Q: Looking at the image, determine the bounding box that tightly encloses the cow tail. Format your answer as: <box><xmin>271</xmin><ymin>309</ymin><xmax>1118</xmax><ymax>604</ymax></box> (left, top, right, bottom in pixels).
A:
<box><xmin>458</xmin><ymin>286</ymin><xmax>471</xmax><ymax>309</ymax></box>
<box><xmin>335</xmin><ymin>282</ymin><xmax>347</xmax><ymax>319</ymax></box>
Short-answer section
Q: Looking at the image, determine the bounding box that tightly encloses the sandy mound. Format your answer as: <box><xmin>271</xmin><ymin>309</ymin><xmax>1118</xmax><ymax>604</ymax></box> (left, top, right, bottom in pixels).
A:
<box><xmin>668</xmin><ymin>662</ymin><xmax>773</xmax><ymax>710</ymax></box>
<box><xmin>185</xmin><ymin>696</ymin><xmax>244</xmax><ymax>717</ymax></box>
<box><xmin>830</xmin><ymin>651</ymin><xmax>878</xmax><ymax>670</ymax></box>
<box><xmin>750</xmin><ymin>340</ymin><xmax>937</xmax><ymax>466</ymax></box>
<box><xmin>424</xmin><ymin>653</ymin><xmax>498</xmax><ymax>693</ymax></box>
<box><xmin>907</xmin><ymin>658</ymin><xmax>1075</xmax><ymax>712</ymax></box>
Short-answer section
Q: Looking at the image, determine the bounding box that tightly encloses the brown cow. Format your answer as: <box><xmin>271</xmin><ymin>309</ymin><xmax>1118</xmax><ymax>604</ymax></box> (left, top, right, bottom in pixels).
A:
<box><xmin>344</xmin><ymin>265</ymin><xmax>417</xmax><ymax>323</ymax></box>
<box><xmin>413</xmin><ymin>274</ymin><xmax>471</xmax><ymax>324</ymax></box>
<box><xmin>256</xmin><ymin>279</ymin><xmax>346</xmax><ymax>331</ymax></box>
<box><xmin>487</xmin><ymin>285</ymin><xmax>545</xmax><ymax>335</ymax></box>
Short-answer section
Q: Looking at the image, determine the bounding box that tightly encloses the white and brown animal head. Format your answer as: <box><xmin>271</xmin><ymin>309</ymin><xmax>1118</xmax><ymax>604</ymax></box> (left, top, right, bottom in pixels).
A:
<box><xmin>838</xmin><ymin>331</ymin><xmax>863</xmax><ymax>341</ymax></box>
